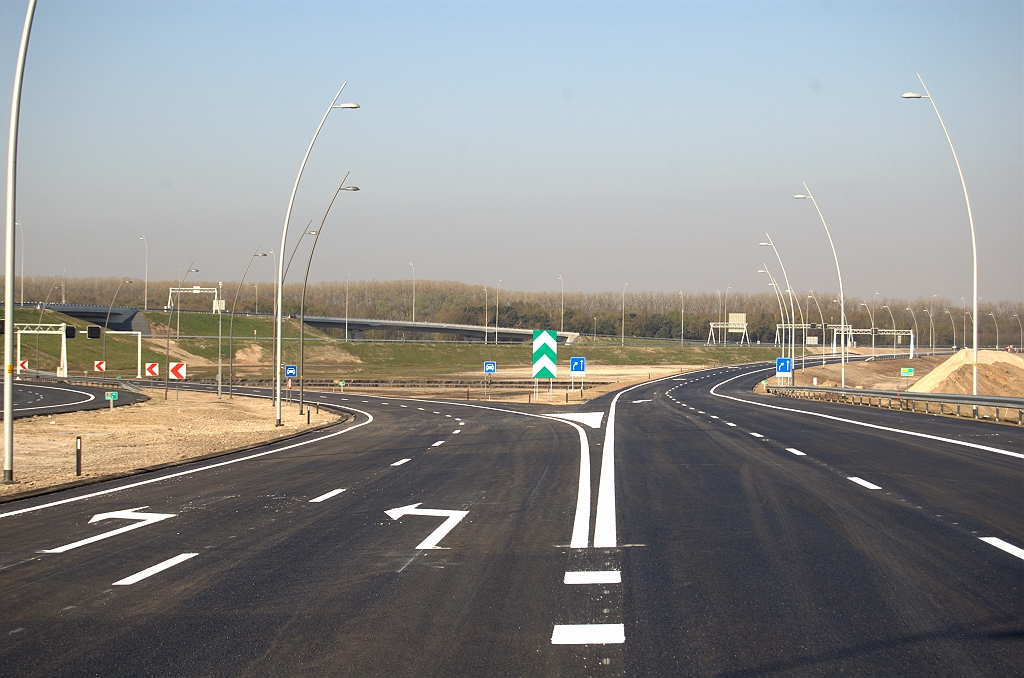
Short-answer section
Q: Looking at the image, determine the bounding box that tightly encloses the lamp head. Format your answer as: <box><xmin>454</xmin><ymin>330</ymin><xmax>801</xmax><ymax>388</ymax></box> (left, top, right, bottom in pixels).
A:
<box><xmin>793</xmin><ymin>195</ymin><xmax>808</xmax><ymax>199</ymax></box>
<box><xmin>189</xmin><ymin>268</ymin><xmax>199</xmax><ymax>272</ymax></box>
<box><xmin>307</xmin><ymin>230</ymin><xmax>318</xmax><ymax>235</ymax></box>
<box><xmin>901</xmin><ymin>92</ymin><xmax>924</xmax><ymax>99</ymax></box>
<box><xmin>333</xmin><ymin>103</ymin><xmax>360</xmax><ymax>109</ymax></box>
<box><xmin>759</xmin><ymin>242</ymin><xmax>770</xmax><ymax>247</ymax></box>
<box><xmin>341</xmin><ymin>186</ymin><xmax>359</xmax><ymax>191</ymax></box>
<box><xmin>255</xmin><ymin>253</ymin><xmax>267</xmax><ymax>257</ymax></box>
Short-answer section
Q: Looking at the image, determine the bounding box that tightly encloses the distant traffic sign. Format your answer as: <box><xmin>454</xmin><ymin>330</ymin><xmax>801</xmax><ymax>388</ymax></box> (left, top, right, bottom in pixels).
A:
<box><xmin>145</xmin><ymin>362</ymin><xmax>159</xmax><ymax>377</ymax></box>
<box><xmin>483</xmin><ymin>361</ymin><xmax>496</xmax><ymax>374</ymax></box>
<box><xmin>169</xmin><ymin>362</ymin><xmax>187</xmax><ymax>380</ymax></box>
<box><xmin>104</xmin><ymin>391</ymin><xmax>118</xmax><ymax>401</ymax></box>
<box><xmin>775</xmin><ymin>357</ymin><xmax>793</xmax><ymax>375</ymax></box>
<box><xmin>569</xmin><ymin>357</ymin><xmax>586</xmax><ymax>375</ymax></box>
<box><xmin>532</xmin><ymin>330</ymin><xmax>557</xmax><ymax>379</ymax></box>
<box><xmin>94</xmin><ymin>361</ymin><xmax>105</xmax><ymax>372</ymax></box>
<box><xmin>900</xmin><ymin>367</ymin><xmax>914</xmax><ymax>377</ymax></box>
<box><xmin>285</xmin><ymin>365</ymin><xmax>298</xmax><ymax>378</ymax></box>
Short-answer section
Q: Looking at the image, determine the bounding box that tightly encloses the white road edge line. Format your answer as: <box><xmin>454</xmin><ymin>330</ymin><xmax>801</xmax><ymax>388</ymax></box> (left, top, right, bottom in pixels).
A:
<box><xmin>847</xmin><ymin>476</ymin><xmax>882</xmax><ymax>490</ymax></box>
<box><xmin>309</xmin><ymin>488</ymin><xmax>346</xmax><ymax>503</ymax></box>
<box><xmin>709</xmin><ymin>369</ymin><xmax>1024</xmax><ymax>460</ymax></box>
<box><xmin>980</xmin><ymin>537</ymin><xmax>1024</xmax><ymax>561</ymax></box>
<box><xmin>0</xmin><ymin>408</ymin><xmax>375</xmax><ymax>519</ymax></box>
<box><xmin>564</xmin><ymin>570</ymin><xmax>621</xmax><ymax>584</ymax></box>
<box><xmin>551</xmin><ymin>624</ymin><xmax>625</xmax><ymax>644</ymax></box>
<box><xmin>786</xmin><ymin>448</ymin><xmax>807</xmax><ymax>456</ymax></box>
<box><xmin>10</xmin><ymin>384</ymin><xmax>97</xmax><ymax>413</ymax></box>
<box><xmin>391</xmin><ymin>458</ymin><xmax>412</xmax><ymax>466</ymax></box>
<box><xmin>112</xmin><ymin>553</ymin><xmax>198</xmax><ymax>586</ymax></box>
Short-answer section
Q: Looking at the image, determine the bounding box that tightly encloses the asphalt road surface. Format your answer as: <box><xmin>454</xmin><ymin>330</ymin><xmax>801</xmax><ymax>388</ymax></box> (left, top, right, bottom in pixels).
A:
<box><xmin>0</xmin><ymin>364</ymin><xmax>1020</xmax><ymax>676</ymax></box>
<box><xmin>1</xmin><ymin>381</ymin><xmax>145</xmax><ymax>419</ymax></box>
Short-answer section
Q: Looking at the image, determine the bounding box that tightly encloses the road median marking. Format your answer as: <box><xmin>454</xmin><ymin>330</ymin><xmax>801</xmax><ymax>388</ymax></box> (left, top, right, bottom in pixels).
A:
<box><xmin>980</xmin><ymin>537</ymin><xmax>1024</xmax><ymax>561</ymax></box>
<box><xmin>309</xmin><ymin>488</ymin><xmax>346</xmax><ymax>503</ymax></box>
<box><xmin>551</xmin><ymin>624</ymin><xmax>625</xmax><ymax>645</ymax></box>
<box><xmin>391</xmin><ymin>458</ymin><xmax>411</xmax><ymax>466</ymax></box>
<box><xmin>786</xmin><ymin>448</ymin><xmax>806</xmax><ymax>456</ymax></box>
<box><xmin>564</xmin><ymin>570</ymin><xmax>621</xmax><ymax>584</ymax></box>
<box><xmin>431</xmin><ymin>440</ymin><xmax>445</xmax><ymax>447</ymax></box>
<box><xmin>847</xmin><ymin>476</ymin><xmax>881</xmax><ymax>490</ymax></box>
<box><xmin>112</xmin><ymin>553</ymin><xmax>198</xmax><ymax>586</ymax></box>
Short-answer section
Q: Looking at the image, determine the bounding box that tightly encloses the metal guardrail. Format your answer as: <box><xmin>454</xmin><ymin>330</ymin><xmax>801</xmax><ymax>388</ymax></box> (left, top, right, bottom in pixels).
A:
<box><xmin>765</xmin><ymin>385</ymin><xmax>1023</xmax><ymax>425</ymax></box>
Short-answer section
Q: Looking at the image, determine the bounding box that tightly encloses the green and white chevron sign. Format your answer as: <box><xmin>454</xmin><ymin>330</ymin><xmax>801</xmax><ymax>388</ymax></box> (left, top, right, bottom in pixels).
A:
<box><xmin>532</xmin><ymin>330</ymin><xmax>557</xmax><ymax>379</ymax></box>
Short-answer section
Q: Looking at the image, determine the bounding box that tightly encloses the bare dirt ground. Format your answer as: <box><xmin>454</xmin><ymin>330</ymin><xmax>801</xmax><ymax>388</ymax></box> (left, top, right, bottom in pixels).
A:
<box><xmin>341</xmin><ymin>364</ymin><xmax>710</xmax><ymax>405</ymax></box>
<box><xmin>0</xmin><ymin>390</ymin><xmax>342</xmax><ymax>500</ymax></box>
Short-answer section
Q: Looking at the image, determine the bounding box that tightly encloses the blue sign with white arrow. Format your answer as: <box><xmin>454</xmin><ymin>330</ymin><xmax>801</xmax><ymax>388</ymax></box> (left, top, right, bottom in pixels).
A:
<box><xmin>285</xmin><ymin>365</ymin><xmax>297</xmax><ymax>378</ymax></box>
<box><xmin>569</xmin><ymin>357</ymin><xmax>586</xmax><ymax>375</ymax></box>
<box><xmin>775</xmin><ymin>357</ymin><xmax>793</xmax><ymax>375</ymax></box>
<box><xmin>483</xmin><ymin>361</ymin><xmax>497</xmax><ymax>374</ymax></box>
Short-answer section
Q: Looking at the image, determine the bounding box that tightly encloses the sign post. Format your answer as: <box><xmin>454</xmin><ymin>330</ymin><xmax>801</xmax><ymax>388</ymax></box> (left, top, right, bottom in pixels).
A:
<box><xmin>483</xmin><ymin>361</ymin><xmax>496</xmax><ymax>401</ymax></box>
<box><xmin>569</xmin><ymin>356</ymin><xmax>586</xmax><ymax>396</ymax></box>
<box><xmin>104</xmin><ymin>390</ymin><xmax>118</xmax><ymax>411</ymax></box>
<box><xmin>775</xmin><ymin>357</ymin><xmax>793</xmax><ymax>386</ymax></box>
<box><xmin>901</xmin><ymin>367</ymin><xmax>914</xmax><ymax>390</ymax></box>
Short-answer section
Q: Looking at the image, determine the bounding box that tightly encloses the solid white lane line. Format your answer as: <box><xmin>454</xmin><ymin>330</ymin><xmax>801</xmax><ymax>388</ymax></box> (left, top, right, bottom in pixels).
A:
<box><xmin>391</xmin><ymin>458</ymin><xmax>411</xmax><ymax>466</ymax></box>
<box><xmin>431</xmin><ymin>440</ymin><xmax>445</xmax><ymax>447</ymax></box>
<box><xmin>749</xmin><ymin>432</ymin><xmax>763</xmax><ymax>438</ymax></box>
<box><xmin>847</xmin><ymin>476</ymin><xmax>881</xmax><ymax>490</ymax></box>
<box><xmin>0</xmin><ymin>408</ymin><xmax>375</xmax><ymax>519</ymax></box>
<box><xmin>452</xmin><ymin>429</ymin><xmax>461</xmax><ymax>434</ymax></box>
<box><xmin>786</xmin><ymin>448</ymin><xmax>806</xmax><ymax>456</ymax></box>
<box><xmin>112</xmin><ymin>553</ymin><xmax>198</xmax><ymax>586</ymax></box>
<box><xmin>564</xmin><ymin>570</ymin><xmax>621</xmax><ymax>585</ymax></box>
<box><xmin>559</xmin><ymin>420</ymin><xmax>592</xmax><ymax>550</ymax></box>
<box><xmin>709</xmin><ymin>370</ymin><xmax>1024</xmax><ymax>460</ymax></box>
<box><xmin>980</xmin><ymin>537</ymin><xmax>1024</xmax><ymax>561</ymax></box>
<box><xmin>309</xmin><ymin>488</ymin><xmax>346</xmax><ymax>503</ymax></box>
<box><xmin>551</xmin><ymin>624</ymin><xmax>625</xmax><ymax>645</ymax></box>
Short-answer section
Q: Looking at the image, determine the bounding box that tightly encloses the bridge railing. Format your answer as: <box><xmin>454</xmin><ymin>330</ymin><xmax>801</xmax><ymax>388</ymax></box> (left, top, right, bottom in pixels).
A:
<box><xmin>764</xmin><ymin>384</ymin><xmax>1023</xmax><ymax>425</ymax></box>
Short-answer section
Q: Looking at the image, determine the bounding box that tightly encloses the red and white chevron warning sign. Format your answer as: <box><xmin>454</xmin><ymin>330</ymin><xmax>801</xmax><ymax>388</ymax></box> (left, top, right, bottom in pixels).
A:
<box><xmin>145</xmin><ymin>362</ymin><xmax>159</xmax><ymax>377</ymax></box>
<box><xmin>94</xmin><ymin>361</ymin><xmax>105</xmax><ymax>372</ymax></box>
<box><xmin>169</xmin><ymin>362</ymin><xmax>187</xmax><ymax>380</ymax></box>
<box><xmin>17</xmin><ymin>360</ymin><xmax>27</xmax><ymax>371</ymax></box>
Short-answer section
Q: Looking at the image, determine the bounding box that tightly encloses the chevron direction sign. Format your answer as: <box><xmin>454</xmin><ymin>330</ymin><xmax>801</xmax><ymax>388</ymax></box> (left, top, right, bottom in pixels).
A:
<box><xmin>532</xmin><ymin>330</ymin><xmax>557</xmax><ymax>379</ymax></box>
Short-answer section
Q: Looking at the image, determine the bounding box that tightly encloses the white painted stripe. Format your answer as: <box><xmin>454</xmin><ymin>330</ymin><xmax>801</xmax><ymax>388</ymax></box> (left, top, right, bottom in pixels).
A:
<box><xmin>980</xmin><ymin>537</ymin><xmax>1024</xmax><ymax>561</ymax></box>
<box><xmin>417</xmin><ymin>407</ymin><xmax>425</xmax><ymax>411</ymax></box>
<box><xmin>452</xmin><ymin>430</ymin><xmax>461</xmax><ymax>434</ymax></box>
<box><xmin>726</xmin><ymin>422</ymin><xmax>736</xmax><ymax>426</ymax></box>
<box><xmin>710</xmin><ymin>415</ymin><xmax>719</xmax><ymax>419</ymax></box>
<box><xmin>551</xmin><ymin>624</ymin><xmax>625</xmax><ymax>644</ymax></box>
<box><xmin>391</xmin><ymin>458</ymin><xmax>411</xmax><ymax>466</ymax></box>
<box><xmin>749</xmin><ymin>432</ymin><xmax>763</xmax><ymax>438</ymax></box>
<box><xmin>0</xmin><ymin>408</ymin><xmax>375</xmax><ymax>519</ymax></box>
<box><xmin>564</xmin><ymin>570</ymin><xmax>621</xmax><ymax>584</ymax></box>
<box><xmin>697</xmin><ymin>410</ymin><xmax>705</xmax><ymax>414</ymax></box>
<box><xmin>847</xmin><ymin>476</ymin><xmax>881</xmax><ymax>490</ymax></box>
<box><xmin>709</xmin><ymin>370</ymin><xmax>1024</xmax><ymax>460</ymax></box>
<box><xmin>112</xmin><ymin>553</ymin><xmax>198</xmax><ymax>586</ymax></box>
<box><xmin>309</xmin><ymin>488</ymin><xmax>346</xmax><ymax>503</ymax></box>
<box><xmin>786</xmin><ymin>448</ymin><xmax>806</xmax><ymax>456</ymax></box>
<box><xmin>560</xmin><ymin>420</ymin><xmax>591</xmax><ymax>549</ymax></box>
<box><xmin>431</xmin><ymin>440</ymin><xmax>445</xmax><ymax>447</ymax></box>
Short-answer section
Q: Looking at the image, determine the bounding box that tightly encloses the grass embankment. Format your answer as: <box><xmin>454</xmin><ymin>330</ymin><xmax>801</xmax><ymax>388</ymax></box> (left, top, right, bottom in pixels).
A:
<box><xmin>21</xmin><ymin>310</ymin><xmax>779</xmax><ymax>381</ymax></box>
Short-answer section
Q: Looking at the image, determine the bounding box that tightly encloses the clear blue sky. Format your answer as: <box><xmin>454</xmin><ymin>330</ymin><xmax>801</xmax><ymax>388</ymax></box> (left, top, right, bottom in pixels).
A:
<box><xmin>1</xmin><ymin>0</ymin><xmax>1021</xmax><ymax>302</ymax></box>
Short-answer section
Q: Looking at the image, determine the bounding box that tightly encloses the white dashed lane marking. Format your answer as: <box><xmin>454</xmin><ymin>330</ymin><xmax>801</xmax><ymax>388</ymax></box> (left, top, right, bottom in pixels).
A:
<box><xmin>786</xmin><ymin>448</ymin><xmax>806</xmax><ymax>456</ymax></box>
<box><xmin>112</xmin><ymin>553</ymin><xmax>198</xmax><ymax>586</ymax></box>
<box><xmin>749</xmin><ymin>432</ymin><xmax>764</xmax><ymax>438</ymax></box>
<box><xmin>452</xmin><ymin>430</ymin><xmax>461</xmax><ymax>434</ymax></box>
<box><xmin>981</xmin><ymin>537</ymin><xmax>1024</xmax><ymax>561</ymax></box>
<box><xmin>564</xmin><ymin>571</ymin><xmax>621</xmax><ymax>584</ymax></box>
<box><xmin>431</xmin><ymin>440</ymin><xmax>445</xmax><ymax>447</ymax></box>
<box><xmin>391</xmin><ymin>458</ymin><xmax>411</xmax><ymax>467</ymax></box>
<box><xmin>309</xmin><ymin>488</ymin><xmax>347</xmax><ymax>503</ymax></box>
<box><xmin>847</xmin><ymin>476</ymin><xmax>881</xmax><ymax>490</ymax></box>
<box><xmin>551</xmin><ymin>624</ymin><xmax>625</xmax><ymax>645</ymax></box>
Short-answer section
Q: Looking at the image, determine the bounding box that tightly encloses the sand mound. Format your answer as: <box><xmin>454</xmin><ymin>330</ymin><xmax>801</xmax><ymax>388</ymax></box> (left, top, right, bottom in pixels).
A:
<box><xmin>908</xmin><ymin>349</ymin><xmax>1024</xmax><ymax>397</ymax></box>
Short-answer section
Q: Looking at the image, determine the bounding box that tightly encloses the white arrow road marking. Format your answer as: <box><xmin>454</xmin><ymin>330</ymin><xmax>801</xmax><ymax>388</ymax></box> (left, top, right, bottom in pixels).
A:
<box><xmin>41</xmin><ymin>506</ymin><xmax>176</xmax><ymax>553</ymax></box>
<box><xmin>980</xmin><ymin>537</ymin><xmax>1024</xmax><ymax>561</ymax></box>
<box><xmin>847</xmin><ymin>477</ymin><xmax>881</xmax><ymax>490</ymax></box>
<box><xmin>309</xmin><ymin>488</ymin><xmax>346</xmax><ymax>503</ymax></box>
<box><xmin>385</xmin><ymin>503</ymin><xmax>469</xmax><ymax>549</ymax></box>
<box><xmin>112</xmin><ymin>553</ymin><xmax>198</xmax><ymax>586</ymax></box>
<box><xmin>544</xmin><ymin>412</ymin><xmax>604</xmax><ymax>429</ymax></box>
<box><xmin>551</xmin><ymin>624</ymin><xmax>625</xmax><ymax>644</ymax></box>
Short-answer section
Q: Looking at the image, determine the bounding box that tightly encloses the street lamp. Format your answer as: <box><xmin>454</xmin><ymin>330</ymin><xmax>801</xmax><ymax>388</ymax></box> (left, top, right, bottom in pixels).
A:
<box><xmin>759</xmin><ymin>268</ymin><xmax>788</xmax><ymax>356</ymax></box>
<box><xmin>558</xmin><ymin>275</ymin><xmax>564</xmax><ymax>334</ymax></box>
<box><xmin>795</xmin><ymin>185</ymin><xmax>847</xmax><ymax>387</ymax></box>
<box><xmin>299</xmin><ymin>174</ymin><xmax>358</xmax><ymax>414</ymax></box>
<box><xmin>809</xmin><ymin>291</ymin><xmax>826</xmax><ymax>365</ymax></box>
<box><xmin>345</xmin><ymin>273</ymin><xmax>351</xmax><ymax>342</ymax></box>
<box><xmin>860</xmin><ymin>302</ymin><xmax>875</xmax><ymax>357</ymax></box>
<box><xmin>679</xmin><ymin>291</ymin><xmax>684</xmax><ymax>347</ymax></box>
<box><xmin>495</xmin><ymin>279</ymin><xmax>501</xmax><ymax>344</ymax></box>
<box><xmin>16</xmin><ymin>220</ymin><xmax>24</xmax><ymax>305</ymax></box>
<box><xmin>621</xmin><ymin>282</ymin><xmax>628</xmax><ymax>346</ymax></box>
<box><xmin>906</xmin><ymin>307</ymin><xmax>919</xmax><ymax>356</ymax></box>
<box><xmin>410</xmin><ymin>262</ymin><xmax>415</xmax><ymax>323</ymax></box>
<box><xmin>35</xmin><ymin>283</ymin><xmax>58</xmax><ymax>372</ymax></box>
<box><xmin>882</xmin><ymin>304</ymin><xmax>897</xmax><ymax>357</ymax></box>
<box><xmin>989</xmin><ymin>313</ymin><xmax>999</xmax><ymax>349</ymax></box>
<box><xmin>593</xmin><ymin>316</ymin><xmax>597</xmax><ymax>341</ymax></box>
<box><xmin>274</xmin><ymin>83</ymin><xmax>359</xmax><ymax>427</ymax></box>
<box><xmin>1014</xmin><ymin>314</ymin><xmax>1023</xmax><ymax>352</ymax></box>
<box><xmin>945</xmin><ymin>309</ymin><xmax>957</xmax><ymax>349</ymax></box>
<box><xmin>139</xmin><ymin>236</ymin><xmax>148</xmax><ymax>311</ymax></box>
<box><xmin>760</xmin><ymin>236</ymin><xmax>794</xmax><ymax>362</ymax></box>
<box><xmin>903</xmin><ymin>74</ymin><xmax>978</xmax><ymax>394</ymax></box>
<box><xmin>922</xmin><ymin>309</ymin><xmax>935</xmax><ymax>354</ymax></box>
<box><xmin>102</xmin><ymin>276</ymin><xmax>132</xmax><ymax>369</ymax></box>
<box><xmin>165</xmin><ymin>264</ymin><xmax>197</xmax><ymax>400</ymax></box>
<box><xmin>228</xmin><ymin>248</ymin><xmax>267</xmax><ymax>398</ymax></box>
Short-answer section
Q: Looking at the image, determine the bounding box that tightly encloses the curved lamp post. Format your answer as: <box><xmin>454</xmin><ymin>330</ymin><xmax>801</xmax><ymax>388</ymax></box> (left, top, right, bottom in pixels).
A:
<box><xmin>620</xmin><ymin>282</ymin><xmax>628</xmax><ymax>346</ymax></box>
<box><xmin>759</xmin><ymin>268</ymin><xmax>788</xmax><ymax>356</ymax></box>
<box><xmin>558</xmin><ymin>275</ymin><xmax>564</xmax><ymax>334</ymax></box>
<box><xmin>760</xmin><ymin>235</ymin><xmax>794</xmax><ymax>363</ymax></box>
<box><xmin>410</xmin><ymin>262</ymin><xmax>415</xmax><ymax>324</ymax></box>
<box><xmin>679</xmin><ymin>291</ymin><xmax>684</xmax><ymax>347</ymax></box>
<box><xmin>860</xmin><ymin>302</ymin><xmax>875</xmax><ymax>357</ymax></box>
<box><xmin>275</xmin><ymin>83</ymin><xmax>359</xmax><ymax>427</ymax></box>
<box><xmin>165</xmin><ymin>265</ymin><xmax>197</xmax><ymax>400</ymax></box>
<box><xmin>102</xmin><ymin>276</ymin><xmax>132</xmax><ymax>369</ymax></box>
<box><xmin>882</xmin><ymin>304</ymin><xmax>897</xmax><ymax>357</ymax></box>
<box><xmin>945</xmin><ymin>309</ymin><xmax>957</xmax><ymax>350</ymax></box>
<box><xmin>903</xmin><ymin>74</ymin><xmax>978</xmax><ymax>394</ymax></box>
<box><xmin>922</xmin><ymin>308</ymin><xmax>934</xmax><ymax>354</ymax></box>
<box><xmin>795</xmin><ymin>185</ymin><xmax>846</xmax><ymax>387</ymax></box>
<box><xmin>905</xmin><ymin>307</ymin><xmax>919</xmax><ymax>355</ymax></box>
<box><xmin>989</xmin><ymin>313</ymin><xmax>999</xmax><ymax>349</ymax></box>
<box><xmin>1014</xmin><ymin>313</ymin><xmax>1022</xmax><ymax>352</ymax></box>
<box><xmin>140</xmin><ymin>236</ymin><xmax>148</xmax><ymax>310</ymax></box>
<box><xmin>299</xmin><ymin>174</ymin><xmax>359</xmax><ymax>414</ymax></box>
<box><xmin>228</xmin><ymin>247</ymin><xmax>266</xmax><ymax>398</ymax></box>
<box><xmin>35</xmin><ymin>283</ymin><xmax>58</xmax><ymax>372</ymax></box>
<box><xmin>495</xmin><ymin>279</ymin><xmax>501</xmax><ymax>344</ymax></box>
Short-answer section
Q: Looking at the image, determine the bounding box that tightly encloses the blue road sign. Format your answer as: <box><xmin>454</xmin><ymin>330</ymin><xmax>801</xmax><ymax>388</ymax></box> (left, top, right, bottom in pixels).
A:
<box><xmin>285</xmin><ymin>365</ymin><xmax>298</xmax><ymax>378</ymax></box>
<box><xmin>483</xmin><ymin>361</ymin><xmax>497</xmax><ymax>374</ymax></box>
<box><xmin>570</xmin><ymin>356</ymin><xmax>586</xmax><ymax>374</ymax></box>
<box><xmin>775</xmin><ymin>357</ymin><xmax>793</xmax><ymax>375</ymax></box>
